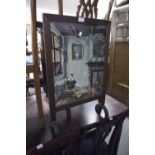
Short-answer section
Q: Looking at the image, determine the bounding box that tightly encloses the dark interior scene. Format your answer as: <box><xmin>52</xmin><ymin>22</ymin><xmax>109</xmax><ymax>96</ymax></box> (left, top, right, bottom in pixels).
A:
<box><xmin>26</xmin><ymin>0</ymin><xmax>129</xmax><ymax>155</ymax></box>
<box><xmin>51</xmin><ymin>22</ymin><xmax>106</xmax><ymax>107</ymax></box>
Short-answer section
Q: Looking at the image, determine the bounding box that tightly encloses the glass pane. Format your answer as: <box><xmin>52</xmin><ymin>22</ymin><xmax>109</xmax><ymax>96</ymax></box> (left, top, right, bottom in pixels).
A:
<box><xmin>54</xmin><ymin>35</ymin><xmax>60</xmax><ymax>48</ymax></box>
<box><xmin>50</xmin><ymin>21</ymin><xmax>106</xmax><ymax>107</ymax></box>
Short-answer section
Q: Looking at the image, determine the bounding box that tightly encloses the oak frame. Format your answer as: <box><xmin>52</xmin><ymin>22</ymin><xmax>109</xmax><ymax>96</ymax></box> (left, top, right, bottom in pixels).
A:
<box><xmin>43</xmin><ymin>14</ymin><xmax>111</xmax><ymax>121</ymax></box>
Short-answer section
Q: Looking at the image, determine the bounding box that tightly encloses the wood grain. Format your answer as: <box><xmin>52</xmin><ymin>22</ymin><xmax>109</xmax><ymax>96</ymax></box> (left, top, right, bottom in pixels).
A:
<box><xmin>30</xmin><ymin>0</ymin><xmax>44</xmax><ymax>127</ymax></box>
<box><xmin>107</xmin><ymin>6</ymin><xmax>129</xmax><ymax>105</ymax></box>
<box><xmin>26</xmin><ymin>64</ymin><xmax>34</xmax><ymax>74</ymax></box>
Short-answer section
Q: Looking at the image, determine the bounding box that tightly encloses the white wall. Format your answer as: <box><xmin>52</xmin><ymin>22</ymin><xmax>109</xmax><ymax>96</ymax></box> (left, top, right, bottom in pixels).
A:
<box><xmin>26</xmin><ymin>0</ymin><xmax>111</xmax><ymax>24</ymax></box>
<box><xmin>65</xmin><ymin>36</ymin><xmax>93</xmax><ymax>88</ymax></box>
<box><xmin>26</xmin><ymin>7</ymin><xmax>58</xmax><ymax>24</ymax></box>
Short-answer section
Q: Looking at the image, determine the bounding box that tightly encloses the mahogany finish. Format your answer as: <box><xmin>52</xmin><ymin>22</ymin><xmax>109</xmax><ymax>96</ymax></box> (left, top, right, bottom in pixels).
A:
<box><xmin>27</xmin><ymin>94</ymin><xmax>128</xmax><ymax>154</ymax></box>
<box><xmin>27</xmin><ymin>96</ymin><xmax>128</xmax><ymax>155</ymax></box>
<box><xmin>52</xmin><ymin>99</ymin><xmax>128</xmax><ymax>136</ymax></box>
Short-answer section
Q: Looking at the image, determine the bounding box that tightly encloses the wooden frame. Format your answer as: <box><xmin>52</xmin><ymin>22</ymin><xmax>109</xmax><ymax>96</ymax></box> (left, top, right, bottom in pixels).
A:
<box><xmin>27</xmin><ymin>0</ymin><xmax>44</xmax><ymax>128</ymax></box>
<box><xmin>43</xmin><ymin>14</ymin><xmax>111</xmax><ymax>121</ymax></box>
<box><xmin>51</xmin><ymin>32</ymin><xmax>62</xmax><ymax>75</ymax></box>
